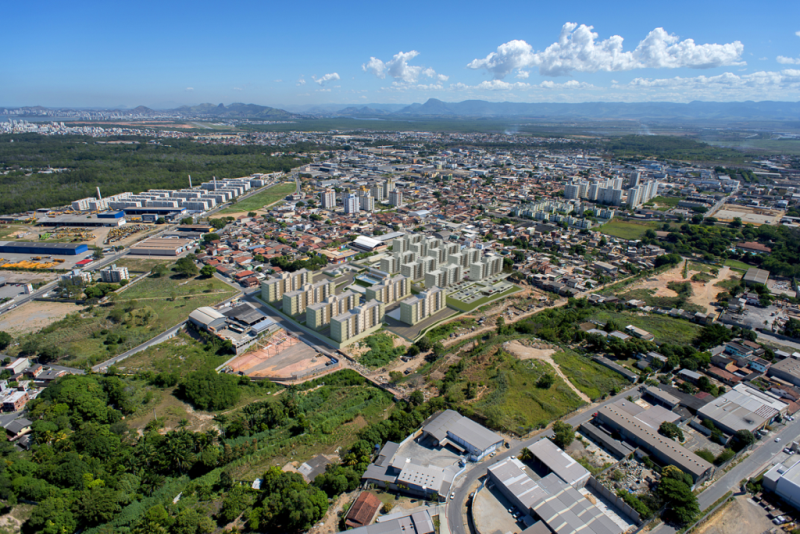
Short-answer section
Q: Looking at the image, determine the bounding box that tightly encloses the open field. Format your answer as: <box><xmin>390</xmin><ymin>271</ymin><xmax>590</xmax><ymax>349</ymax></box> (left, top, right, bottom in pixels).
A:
<box><xmin>218</xmin><ymin>181</ymin><xmax>296</xmax><ymax>214</ymax></box>
<box><xmin>551</xmin><ymin>350</ymin><xmax>629</xmax><ymax>400</ymax></box>
<box><xmin>111</xmin><ymin>332</ymin><xmax>230</xmax><ymax>376</ymax></box>
<box><xmin>502</xmin><ymin>340</ymin><xmax>590</xmax><ymax>402</ymax></box>
<box><xmin>693</xmin><ymin>495</ymin><xmax>774</xmax><ymax>534</ymax></box>
<box><xmin>113</xmin><ymin>257</ymin><xmax>172</xmax><ymax>274</ymax></box>
<box><xmin>589</xmin><ymin>309</ymin><xmax>702</xmax><ymax>345</ymax></box>
<box><xmin>615</xmin><ymin>262</ymin><xmax>738</xmax><ymax>314</ymax></box>
<box><xmin>6</xmin><ymin>265</ymin><xmax>238</xmax><ymax>367</ymax></box>
<box><xmin>0</xmin><ymin>300</ymin><xmax>84</xmax><ymax>335</ymax></box>
<box><xmin>706</xmin><ymin>138</ymin><xmax>800</xmax><ymax>155</ymax></box>
<box><xmin>724</xmin><ymin>258</ymin><xmax>755</xmax><ymax>272</ymax></box>
<box><xmin>714</xmin><ymin>204</ymin><xmax>784</xmax><ymax>225</ymax></box>
<box><xmin>646</xmin><ymin>196</ymin><xmax>681</xmax><ymax>210</ymax></box>
<box><xmin>598</xmin><ymin>220</ymin><xmax>659</xmax><ymax>240</ymax></box>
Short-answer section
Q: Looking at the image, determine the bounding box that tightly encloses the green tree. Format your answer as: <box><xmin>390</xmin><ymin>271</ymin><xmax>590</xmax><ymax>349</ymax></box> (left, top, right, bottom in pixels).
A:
<box><xmin>200</xmin><ymin>264</ymin><xmax>216</xmax><ymax>277</ymax></box>
<box><xmin>409</xmin><ymin>390</ymin><xmax>424</xmax><ymax>406</ymax></box>
<box><xmin>552</xmin><ymin>421</ymin><xmax>574</xmax><ymax>449</ymax></box>
<box><xmin>174</xmin><ymin>257</ymin><xmax>199</xmax><ymax>278</ymax></box>
<box><xmin>537</xmin><ymin>373</ymin><xmax>555</xmax><ymax>389</ymax></box>
<box><xmin>659</xmin><ymin>421</ymin><xmax>684</xmax><ymax>441</ymax></box>
<box><xmin>202</xmin><ymin>232</ymin><xmax>220</xmax><ymax>242</ymax></box>
<box><xmin>0</xmin><ymin>331</ymin><xmax>11</xmax><ymax>350</ymax></box>
<box><xmin>27</xmin><ymin>497</ymin><xmax>77</xmax><ymax>534</ymax></box>
<box><xmin>177</xmin><ymin>370</ymin><xmax>241</xmax><ymax>410</ymax></box>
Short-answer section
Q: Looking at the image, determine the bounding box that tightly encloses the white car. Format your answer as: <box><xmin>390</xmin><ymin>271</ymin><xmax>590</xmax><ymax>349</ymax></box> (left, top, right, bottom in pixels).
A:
<box><xmin>776</xmin><ymin>437</ymin><xmax>782</xmax><ymax>443</ymax></box>
<box><xmin>450</xmin><ymin>492</ymin><xmax>455</xmax><ymax>500</ymax></box>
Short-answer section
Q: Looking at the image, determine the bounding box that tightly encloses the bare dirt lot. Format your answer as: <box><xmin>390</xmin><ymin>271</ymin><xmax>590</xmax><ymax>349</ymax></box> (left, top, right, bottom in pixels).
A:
<box><xmin>0</xmin><ymin>300</ymin><xmax>83</xmax><ymax>334</ymax></box>
<box><xmin>693</xmin><ymin>496</ymin><xmax>775</xmax><ymax>534</ymax></box>
<box><xmin>621</xmin><ymin>263</ymin><xmax>739</xmax><ymax>314</ymax></box>
<box><xmin>503</xmin><ymin>339</ymin><xmax>591</xmax><ymax>403</ymax></box>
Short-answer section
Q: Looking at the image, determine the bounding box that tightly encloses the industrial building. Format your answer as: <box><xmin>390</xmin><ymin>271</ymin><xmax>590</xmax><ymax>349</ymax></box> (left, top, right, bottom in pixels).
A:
<box><xmin>487</xmin><ymin>456</ymin><xmax>623</xmax><ymax>534</ymax></box>
<box><xmin>768</xmin><ymin>357</ymin><xmax>800</xmax><ymax>387</ymax></box>
<box><xmin>189</xmin><ymin>304</ymin><xmax>276</xmax><ymax>354</ymax></box>
<box><xmin>129</xmin><ymin>238</ymin><xmax>194</xmax><ymax>256</ymax></box>
<box><xmin>743</xmin><ymin>267</ymin><xmax>770</xmax><ymax>287</ymax></box>
<box><xmin>696</xmin><ymin>383</ymin><xmax>787</xmax><ymax>435</ymax></box>
<box><xmin>361</xmin><ymin>441</ymin><xmax>457</xmax><ymax>502</ymax></box>
<box><xmin>0</xmin><ymin>241</ymin><xmax>89</xmax><ymax>256</ymax></box>
<box><xmin>344</xmin><ymin>510</ymin><xmax>434</xmax><ymax>534</ymax></box>
<box><xmin>595</xmin><ymin>402</ymin><xmax>714</xmax><ymax>483</ymax></box>
<box><xmin>420</xmin><ymin>409</ymin><xmax>504</xmax><ymax>461</ymax></box>
<box><xmin>763</xmin><ymin>457</ymin><xmax>800</xmax><ymax>510</ymax></box>
<box><xmin>526</xmin><ymin>438</ymin><xmax>591</xmax><ymax>488</ymax></box>
<box><xmin>36</xmin><ymin>213</ymin><xmax>126</xmax><ymax>227</ymax></box>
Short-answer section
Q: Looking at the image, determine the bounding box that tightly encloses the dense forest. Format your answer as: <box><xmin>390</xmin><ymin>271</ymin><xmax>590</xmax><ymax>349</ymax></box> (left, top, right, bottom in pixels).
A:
<box><xmin>606</xmin><ymin>135</ymin><xmax>748</xmax><ymax>162</ymax></box>
<box><xmin>0</xmin><ymin>369</ymin><xmax>442</xmax><ymax>533</ymax></box>
<box><xmin>0</xmin><ymin>135</ymin><xmax>315</xmax><ymax>214</ymax></box>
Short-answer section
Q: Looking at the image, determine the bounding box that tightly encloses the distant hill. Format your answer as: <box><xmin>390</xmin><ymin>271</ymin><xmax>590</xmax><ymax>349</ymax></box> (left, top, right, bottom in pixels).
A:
<box><xmin>384</xmin><ymin>99</ymin><xmax>800</xmax><ymax>121</ymax></box>
<box><xmin>170</xmin><ymin>103</ymin><xmax>298</xmax><ymax>120</ymax></box>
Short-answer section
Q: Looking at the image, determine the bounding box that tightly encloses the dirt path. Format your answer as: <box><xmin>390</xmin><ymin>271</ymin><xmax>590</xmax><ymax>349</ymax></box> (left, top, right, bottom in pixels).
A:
<box><xmin>688</xmin><ymin>265</ymin><xmax>737</xmax><ymax>314</ymax></box>
<box><xmin>310</xmin><ymin>491</ymin><xmax>353</xmax><ymax>534</ymax></box>
<box><xmin>693</xmin><ymin>495</ymin><xmax>773</xmax><ymax>534</ymax></box>
<box><xmin>502</xmin><ymin>340</ymin><xmax>591</xmax><ymax>403</ymax></box>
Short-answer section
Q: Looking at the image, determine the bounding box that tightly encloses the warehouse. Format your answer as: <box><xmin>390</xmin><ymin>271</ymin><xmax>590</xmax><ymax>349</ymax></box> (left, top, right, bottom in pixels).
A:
<box><xmin>768</xmin><ymin>357</ymin><xmax>800</xmax><ymax>387</ymax></box>
<box><xmin>421</xmin><ymin>409</ymin><xmax>504</xmax><ymax>461</ymax></box>
<box><xmin>595</xmin><ymin>403</ymin><xmax>714</xmax><ymax>484</ymax></box>
<box><xmin>0</xmin><ymin>241</ymin><xmax>89</xmax><ymax>256</ymax></box>
<box><xmin>763</xmin><ymin>457</ymin><xmax>800</xmax><ymax>510</ymax></box>
<box><xmin>487</xmin><ymin>457</ymin><xmax>622</xmax><ymax>534</ymax></box>
<box><xmin>129</xmin><ymin>238</ymin><xmax>194</xmax><ymax>256</ymax></box>
<box><xmin>188</xmin><ymin>307</ymin><xmax>227</xmax><ymax>332</ymax></box>
<box><xmin>526</xmin><ymin>437</ymin><xmax>591</xmax><ymax>488</ymax></box>
<box><xmin>36</xmin><ymin>214</ymin><xmax>125</xmax><ymax>227</ymax></box>
<box><xmin>743</xmin><ymin>267</ymin><xmax>770</xmax><ymax>287</ymax></box>
<box><xmin>350</xmin><ymin>235</ymin><xmax>388</xmax><ymax>253</ymax></box>
<box><xmin>697</xmin><ymin>383</ymin><xmax>787</xmax><ymax>435</ymax></box>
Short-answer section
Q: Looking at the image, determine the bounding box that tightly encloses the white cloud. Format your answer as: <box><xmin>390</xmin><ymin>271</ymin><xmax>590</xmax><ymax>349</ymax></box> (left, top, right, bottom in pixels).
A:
<box><xmin>312</xmin><ymin>72</ymin><xmax>340</xmax><ymax>86</ymax></box>
<box><xmin>296</xmin><ymin>76</ymin><xmax>306</xmax><ymax>86</ymax></box>
<box><xmin>362</xmin><ymin>51</ymin><xmax>448</xmax><ymax>83</ymax></box>
<box><xmin>623</xmin><ymin>69</ymin><xmax>800</xmax><ymax>101</ymax></box>
<box><xmin>796</xmin><ymin>30</ymin><xmax>800</xmax><ymax>38</ymax></box>
<box><xmin>777</xmin><ymin>56</ymin><xmax>800</xmax><ymax>65</ymax></box>
<box><xmin>274</xmin><ymin>79</ymin><xmax>283</xmax><ymax>83</ymax></box>
<box><xmin>185</xmin><ymin>87</ymin><xmax>194</xmax><ymax>91</ymax></box>
<box><xmin>468</xmin><ymin>23</ymin><xmax>744</xmax><ymax>78</ymax></box>
<box><xmin>232</xmin><ymin>87</ymin><xmax>242</xmax><ymax>91</ymax></box>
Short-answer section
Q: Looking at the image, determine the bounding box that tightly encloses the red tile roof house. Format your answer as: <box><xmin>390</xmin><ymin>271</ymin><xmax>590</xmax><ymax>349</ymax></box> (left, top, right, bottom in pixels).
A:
<box><xmin>345</xmin><ymin>492</ymin><xmax>382</xmax><ymax>529</ymax></box>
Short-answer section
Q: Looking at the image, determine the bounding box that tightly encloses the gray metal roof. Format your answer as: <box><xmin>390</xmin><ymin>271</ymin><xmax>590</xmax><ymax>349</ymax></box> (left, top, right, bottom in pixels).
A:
<box><xmin>422</xmin><ymin>409</ymin><xmax>503</xmax><ymax>452</ymax></box>
<box><xmin>528</xmin><ymin>438</ymin><xmax>590</xmax><ymax>487</ymax></box>
<box><xmin>223</xmin><ymin>303</ymin><xmax>265</xmax><ymax>325</ymax></box>
<box><xmin>346</xmin><ymin>510</ymin><xmax>434</xmax><ymax>534</ymax></box>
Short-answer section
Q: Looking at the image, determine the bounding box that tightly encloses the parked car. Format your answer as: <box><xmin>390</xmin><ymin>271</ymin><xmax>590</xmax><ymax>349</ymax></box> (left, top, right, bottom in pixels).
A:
<box><xmin>776</xmin><ymin>438</ymin><xmax>782</xmax><ymax>442</ymax></box>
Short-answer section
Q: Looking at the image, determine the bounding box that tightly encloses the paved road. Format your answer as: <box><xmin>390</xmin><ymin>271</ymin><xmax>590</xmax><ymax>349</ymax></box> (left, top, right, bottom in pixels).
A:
<box><xmin>446</xmin><ymin>384</ymin><xmax>642</xmax><ymax>534</ymax></box>
<box><xmin>757</xmin><ymin>332</ymin><xmax>800</xmax><ymax>351</ymax></box>
<box><xmin>650</xmin><ymin>418</ymin><xmax>800</xmax><ymax>534</ymax></box>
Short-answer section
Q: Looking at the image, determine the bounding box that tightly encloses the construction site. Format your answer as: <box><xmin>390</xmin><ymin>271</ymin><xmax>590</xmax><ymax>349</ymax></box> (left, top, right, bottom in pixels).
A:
<box><xmin>223</xmin><ymin>329</ymin><xmax>338</xmax><ymax>381</ymax></box>
<box><xmin>713</xmin><ymin>204</ymin><xmax>785</xmax><ymax>225</ymax></box>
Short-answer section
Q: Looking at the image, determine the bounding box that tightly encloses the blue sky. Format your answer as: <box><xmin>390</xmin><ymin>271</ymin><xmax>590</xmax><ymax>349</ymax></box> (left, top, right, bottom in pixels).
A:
<box><xmin>4</xmin><ymin>0</ymin><xmax>800</xmax><ymax>108</ymax></box>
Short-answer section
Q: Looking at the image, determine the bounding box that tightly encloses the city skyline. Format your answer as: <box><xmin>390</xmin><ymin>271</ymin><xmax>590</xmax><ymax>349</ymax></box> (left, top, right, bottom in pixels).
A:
<box><xmin>4</xmin><ymin>0</ymin><xmax>800</xmax><ymax>107</ymax></box>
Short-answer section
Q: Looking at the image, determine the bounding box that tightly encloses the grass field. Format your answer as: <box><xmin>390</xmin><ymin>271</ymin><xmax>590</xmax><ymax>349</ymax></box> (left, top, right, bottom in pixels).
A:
<box><xmin>724</xmin><ymin>259</ymin><xmax>754</xmax><ymax>272</ymax></box>
<box><xmin>113</xmin><ymin>331</ymin><xmax>230</xmax><ymax>376</ymax></box>
<box><xmin>446</xmin><ymin>284</ymin><xmax>522</xmax><ymax>312</ymax></box>
<box><xmin>646</xmin><ymin>196</ymin><xmax>681</xmax><ymax>211</ymax></box>
<box><xmin>552</xmin><ymin>350</ymin><xmax>629</xmax><ymax>400</ymax></box>
<box><xmin>598</xmin><ymin>220</ymin><xmax>660</xmax><ymax>240</ymax></box>
<box><xmin>8</xmin><ymin>264</ymin><xmax>238</xmax><ymax>367</ymax></box>
<box><xmin>588</xmin><ymin>309</ymin><xmax>702</xmax><ymax>345</ymax></box>
<box><xmin>219</xmin><ymin>181</ymin><xmax>296</xmax><ymax>214</ymax></box>
<box><xmin>471</xmin><ymin>350</ymin><xmax>585</xmax><ymax>435</ymax></box>
<box><xmin>114</xmin><ymin>257</ymin><xmax>172</xmax><ymax>274</ymax></box>
<box><xmin>618</xmin><ymin>288</ymin><xmax>706</xmax><ymax>314</ymax></box>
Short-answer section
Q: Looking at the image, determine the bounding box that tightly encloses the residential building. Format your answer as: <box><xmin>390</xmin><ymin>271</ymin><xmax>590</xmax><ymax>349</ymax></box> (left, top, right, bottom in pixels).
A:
<box><xmin>389</xmin><ymin>190</ymin><xmax>403</xmax><ymax>207</ymax></box>
<box><xmin>99</xmin><ymin>264</ymin><xmax>130</xmax><ymax>283</ymax></box>
<box><xmin>400</xmin><ymin>286</ymin><xmax>445</xmax><ymax>325</ymax></box>
<box><xmin>261</xmin><ymin>269</ymin><xmax>311</xmax><ymax>303</ymax></box>
<box><xmin>344</xmin><ymin>193</ymin><xmax>360</xmax><ymax>214</ymax></box>
<box><xmin>365</xmin><ymin>275</ymin><xmax>410</xmax><ymax>305</ymax></box>
<box><xmin>306</xmin><ymin>291</ymin><xmax>358</xmax><ymax>330</ymax></box>
<box><xmin>282</xmin><ymin>279</ymin><xmax>334</xmax><ymax>316</ymax></box>
<box><xmin>320</xmin><ymin>188</ymin><xmax>336</xmax><ymax>209</ymax></box>
<box><xmin>331</xmin><ymin>299</ymin><xmax>385</xmax><ymax>343</ymax></box>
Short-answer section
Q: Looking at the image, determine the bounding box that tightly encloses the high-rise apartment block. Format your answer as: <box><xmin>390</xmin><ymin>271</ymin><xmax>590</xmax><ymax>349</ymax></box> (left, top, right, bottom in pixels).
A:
<box><xmin>320</xmin><ymin>188</ymin><xmax>336</xmax><ymax>209</ymax></box>
<box><xmin>306</xmin><ymin>291</ymin><xmax>357</xmax><ymax>330</ymax></box>
<box><xmin>365</xmin><ymin>275</ymin><xmax>410</xmax><ymax>305</ymax></box>
<box><xmin>400</xmin><ymin>286</ymin><xmax>445</xmax><ymax>325</ymax></box>
<box><xmin>389</xmin><ymin>190</ymin><xmax>403</xmax><ymax>207</ymax></box>
<box><xmin>343</xmin><ymin>193</ymin><xmax>360</xmax><ymax>214</ymax></box>
<box><xmin>261</xmin><ymin>269</ymin><xmax>311</xmax><ymax>303</ymax></box>
<box><xmin>331</xmin><ymin>299</ymin><xmax>385</xmax><ymax>343</ymax></box>
<box><xmin>282</xmin><ymin>279</ymin><xmax>334</xmax><ymax>316</ymax></box>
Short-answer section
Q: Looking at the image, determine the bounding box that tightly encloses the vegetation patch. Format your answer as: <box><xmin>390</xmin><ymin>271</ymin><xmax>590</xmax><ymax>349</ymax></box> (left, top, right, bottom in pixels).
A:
<box><xmin>598</xmin><ymin>220</ymin><xmax>660</xmax><ymax>240</ymax></box>
<box><xmin>551</xmin><ymin>350</ymin><xmax>628</xmax><ymax>400</ymax></box>
<box><xmin>358</xmin><ymin>333</ymin><xmax>406</xmax><ymax>368</ymax></box>
<box><xmin>219</xmin><ymin>181</ymin><xmax>297</xmax><ymax>214</ymax></box>
<box><xmin>588</xmin><ymin>309</ymin><xmax>702</xmax><ymax>345</ymax></box>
